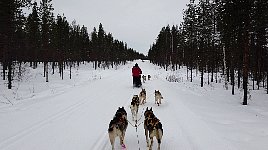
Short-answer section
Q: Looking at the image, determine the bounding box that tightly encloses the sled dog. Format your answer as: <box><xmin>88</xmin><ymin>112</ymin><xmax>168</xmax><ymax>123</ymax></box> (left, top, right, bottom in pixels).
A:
<box><xmin>144</xmin><ymin>107</ymin><xmax>163</xmax><ymax>150</ymax></box>
<box><xmin>142</xmin><ymin>75</ymin><xmax>146</xmax><ymax>83</ymax></box>
<box><xmin>108</xmin><ymin>107</ymin><xmax>128</xmax><ymax>150</ymax></box>
<box><xmin>130</xmin><ymin>95</ymin><xmax>139</xmax><ymax>121</ymax></box>
<box><xmin>155</xmin><ymin>90</ymin><xmax>163</xmax><ymax>106</ymax></box>
<box><xmin>148</xmin><ymin>75</ymin><xmax>151</xmax><ymax>80</ymax></box>
<box><xmin>139</xmin><ymin>88</ymin><xmax>146</xmax><ymax>105</ymax></box>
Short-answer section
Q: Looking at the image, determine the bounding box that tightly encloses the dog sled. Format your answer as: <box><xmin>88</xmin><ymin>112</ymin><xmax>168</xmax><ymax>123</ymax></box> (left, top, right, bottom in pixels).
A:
<box><xmin>133</xmin><ymin>76</ymin><xmax>142</xmax><ymax>88</ymax></box>
<box><xmin>132</xmin><ymin>63</ymin><xmax>142</xmax><ymax>88</ymax></box>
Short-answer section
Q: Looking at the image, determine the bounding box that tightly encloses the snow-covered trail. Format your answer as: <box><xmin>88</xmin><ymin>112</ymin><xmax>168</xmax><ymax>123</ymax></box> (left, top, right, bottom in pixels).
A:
<box><xmin>91</xmin><ymin>61</ymin><xmax>238</xmax><ymax>150</ymax></box>
<box><xmin>89</xmin><ymin>62</ymin><xmax>196</xmax><ymax>150</ymax></box>
<box><xmin>0</xmin><ymin>60</ymin><xmax>240</xmax><ymax>150</ymax></box>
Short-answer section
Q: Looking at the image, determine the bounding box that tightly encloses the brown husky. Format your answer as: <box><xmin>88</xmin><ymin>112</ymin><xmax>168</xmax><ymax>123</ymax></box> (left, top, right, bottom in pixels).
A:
<box><xmin>108</xmin><ymin>107</ymin><xmax>128</xmax><ymax>150</ymax></box>
<box><xmin>155</xmin><ymin>90</ymin><xmax>163</xmax><ymax>106</ymax></box>
<box><xmin>144</xmin><ymin>107</ymin><xmax>163</xmax><ymax>150</ymax></box>
<box><xmin>139</xmin><ymin>88</ymin><xmax>147</xmax><ymax>105</ymax></box>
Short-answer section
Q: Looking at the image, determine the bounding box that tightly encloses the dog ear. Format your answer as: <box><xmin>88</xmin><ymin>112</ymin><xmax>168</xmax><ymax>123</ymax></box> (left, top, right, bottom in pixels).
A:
<box><xmin>150</xmin><ymin>107</ymin><xmax>152</xmax><ymax>111</ymax></box>
<box><xmin>146</xmin><ymin>107</ymin><xmax>148</xmax><ymax>110</ymax></box>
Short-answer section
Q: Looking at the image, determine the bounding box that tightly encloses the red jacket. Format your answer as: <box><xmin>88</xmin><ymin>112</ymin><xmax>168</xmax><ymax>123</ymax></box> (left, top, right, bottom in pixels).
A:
<box><xmin>132</xmin><ymin>67</ymin><xmax>142</xmax><ymax>77</ymax></box>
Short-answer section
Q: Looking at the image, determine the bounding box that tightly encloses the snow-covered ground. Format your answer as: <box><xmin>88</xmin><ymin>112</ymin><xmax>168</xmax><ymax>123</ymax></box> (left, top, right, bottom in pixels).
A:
<box><xmin>0</xmin><ymin>60</ymin><xmax>268</xmax><ymax>150</ymax></box>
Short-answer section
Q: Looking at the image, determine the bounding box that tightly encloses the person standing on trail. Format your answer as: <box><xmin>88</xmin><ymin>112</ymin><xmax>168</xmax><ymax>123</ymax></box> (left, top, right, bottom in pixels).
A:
<box><xmin>132</xmin><ymin>63</ymin><xmax>142</xmax><ymax>87</ymax></box>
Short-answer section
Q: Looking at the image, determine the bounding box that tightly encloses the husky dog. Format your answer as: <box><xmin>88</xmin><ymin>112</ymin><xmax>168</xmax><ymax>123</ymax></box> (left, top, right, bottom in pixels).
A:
<box><xmin>139</xmin><ymin>88</ymin><xmax>147</xmax><ymax>105</ymax></box>
<box><xmin>142</xmin><ymin>75</ymin><xmax>146</xmax><ymax>83</ymax></box>
<box><xmin>144</xmin><ymin>107</ymin><xmax>163</xmax><ymax>150</ymax></box>
<box><xmin>108</xmin><ymin>107</ymin><xmax>128</xmax><ymax>150</ymax></box>
<box><xmin>130</xmin><ymin>95</ymin><xmax>139</xmax><ymax>121</ymax></box>
<box><xmin>155</xmin><ymin>90</ymin><xmax>163</xmax><ymax>106</ymax></box>
<box><xmin>148</xmin><ymin>75</ymin><xmax>151</xmax><ymax>80</ymax></box>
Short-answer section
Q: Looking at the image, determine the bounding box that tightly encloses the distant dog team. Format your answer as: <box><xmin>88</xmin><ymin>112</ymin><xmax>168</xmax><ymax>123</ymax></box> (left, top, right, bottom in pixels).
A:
<box><xmin>141</xmin><ymin>74</ymin><xmax>151</xmax><ymax>83</ymax></box>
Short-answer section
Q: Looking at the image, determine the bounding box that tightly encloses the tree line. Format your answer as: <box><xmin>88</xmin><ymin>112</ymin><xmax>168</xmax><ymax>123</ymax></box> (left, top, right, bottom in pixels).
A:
<box><xmin>148</xmin><ymin>0</ymin><xmax>268</xmax><ymax>105</ymax></box>
<box><xmin>0</xmin><ymin>0</ymin><xmax>145</xmax><ymax>89</ymax></box>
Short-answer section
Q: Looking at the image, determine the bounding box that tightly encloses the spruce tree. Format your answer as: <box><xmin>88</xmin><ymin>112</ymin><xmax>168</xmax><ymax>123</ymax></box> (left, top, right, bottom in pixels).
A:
<box><xmin>40</xmin><ymin>0</ymin><xmax>54</xmax><ymax>82</ymax></box>
<box><xmin>25</xmin><ymin>1</ymin><xmax>41</xmax><ymax>68</ymax></box>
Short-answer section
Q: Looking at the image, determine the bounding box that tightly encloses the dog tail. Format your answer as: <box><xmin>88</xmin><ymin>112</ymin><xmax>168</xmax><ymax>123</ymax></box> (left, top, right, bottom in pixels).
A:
<box><xmin>158</xmin><ymin>122</ymin><xmax>163</xmax><ymax>135</ymax></box>
<box><xmin>156</xmin><ymin>122</ymin><xmax>163</xmax><ymax>143</ymax></box>
<box><xmin>157</xmin><ymin>129</ymin><xmax>163</xmax><ymax>144</ymax></box>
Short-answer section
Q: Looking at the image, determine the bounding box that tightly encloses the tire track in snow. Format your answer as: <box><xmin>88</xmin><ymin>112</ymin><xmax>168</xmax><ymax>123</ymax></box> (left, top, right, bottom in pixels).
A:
<box><xmin>0</xmin><ymin>98</ymin><xmax>90</xmax><ymax>150</ymax></box>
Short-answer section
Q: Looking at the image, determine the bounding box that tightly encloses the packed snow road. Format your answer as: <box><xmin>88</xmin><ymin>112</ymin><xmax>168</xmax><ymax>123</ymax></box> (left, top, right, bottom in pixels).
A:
<box><xmin>89</xmin><ymin>61</ymin><xmax>237</xmax><ymax>150</ymax></box>
<box><xmin>1</xmin><ymin>60</ymin><xmax>258</xmax><ymax>150</ymax></box>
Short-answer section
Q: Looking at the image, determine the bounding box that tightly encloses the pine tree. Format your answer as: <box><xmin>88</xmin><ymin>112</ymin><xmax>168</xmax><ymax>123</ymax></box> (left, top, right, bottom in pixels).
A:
<box><xmin>171</xmin><ymin>25</ymin><xmax>179</xmax><ymax>70</ymax></box>
<box><xmin>98</xmin><ymin>23</ymin><xmax>105</xmax><ymax>61</ymax></box>
<box><xmin>50</xmin><ymin>14</ymin><xmax>70</xmax><ymax>79</ymax></box>
<box><xmin>90</xmin><ymin>27</ymin><xmax>98</xmax><ymax>69</ymax></box>
<box><xmin>40</xmin><ymin>0</ymin><xmax>54</xmax><ymax>82</ymax></box>
<box><xmin>182</xmin><ymin>1</ymin><xmax>198</xmax><ymax>82</ymax></box>
<box><xmin>25</xmin><ymin>1</ymin><xmax>41</xmax><ymax>68</ymax></box>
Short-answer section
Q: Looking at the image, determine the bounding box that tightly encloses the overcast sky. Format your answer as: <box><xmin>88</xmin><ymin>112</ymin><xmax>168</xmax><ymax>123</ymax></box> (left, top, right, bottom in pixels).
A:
<box><xmin>52</xmin><ymin>0</ymin><xmax>189</xmax><ymax>55</ymax></box>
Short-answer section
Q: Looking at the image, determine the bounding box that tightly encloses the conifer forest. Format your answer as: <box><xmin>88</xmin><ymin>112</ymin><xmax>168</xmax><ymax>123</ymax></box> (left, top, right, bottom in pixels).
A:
<box><xmin>148</xmin><ymin>0</ymin><xmax>268</xmax><ymax>104</ymax></box>
<box><xmin>0</xmin><ymin>0</ymin><xmax>144</xmax><ymax>89</ymax></box>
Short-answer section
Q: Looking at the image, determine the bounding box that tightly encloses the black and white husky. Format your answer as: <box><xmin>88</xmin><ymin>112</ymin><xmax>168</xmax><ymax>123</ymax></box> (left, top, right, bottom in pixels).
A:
<box><xmin>155</xmin><ymin>90</ymin><xmax>163</xmax><ymax>106</ymax></box>
<box><xmin>108</xmin><ymin>107</ymin><xmax>128</xmax><ymax>150</ymax></box>
<box><xmin>148</xmin><ymin>75</ymin><xmax>151</xmax><ymax>80</ymax></box>
<box><xmin>130</xmin><ymin>95</ymin><xmax>139</xmax><ymax>121</ymax></box>
<box><xmin>142</xmin><ymin>75</ymin><xmax>146</xmax><ymax>83</ymax></box>
<box><xmin>144</xmin><ymin>107</ymin><xmax>163</xmax><ymax>150</ymax></box>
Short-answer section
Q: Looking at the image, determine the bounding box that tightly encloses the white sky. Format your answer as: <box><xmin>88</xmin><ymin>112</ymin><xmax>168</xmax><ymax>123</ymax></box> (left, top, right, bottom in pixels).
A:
<box><xmin>52</xmin><ymin>0</ymin><xmax>189</xmax><ymax>55</ymax></box>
